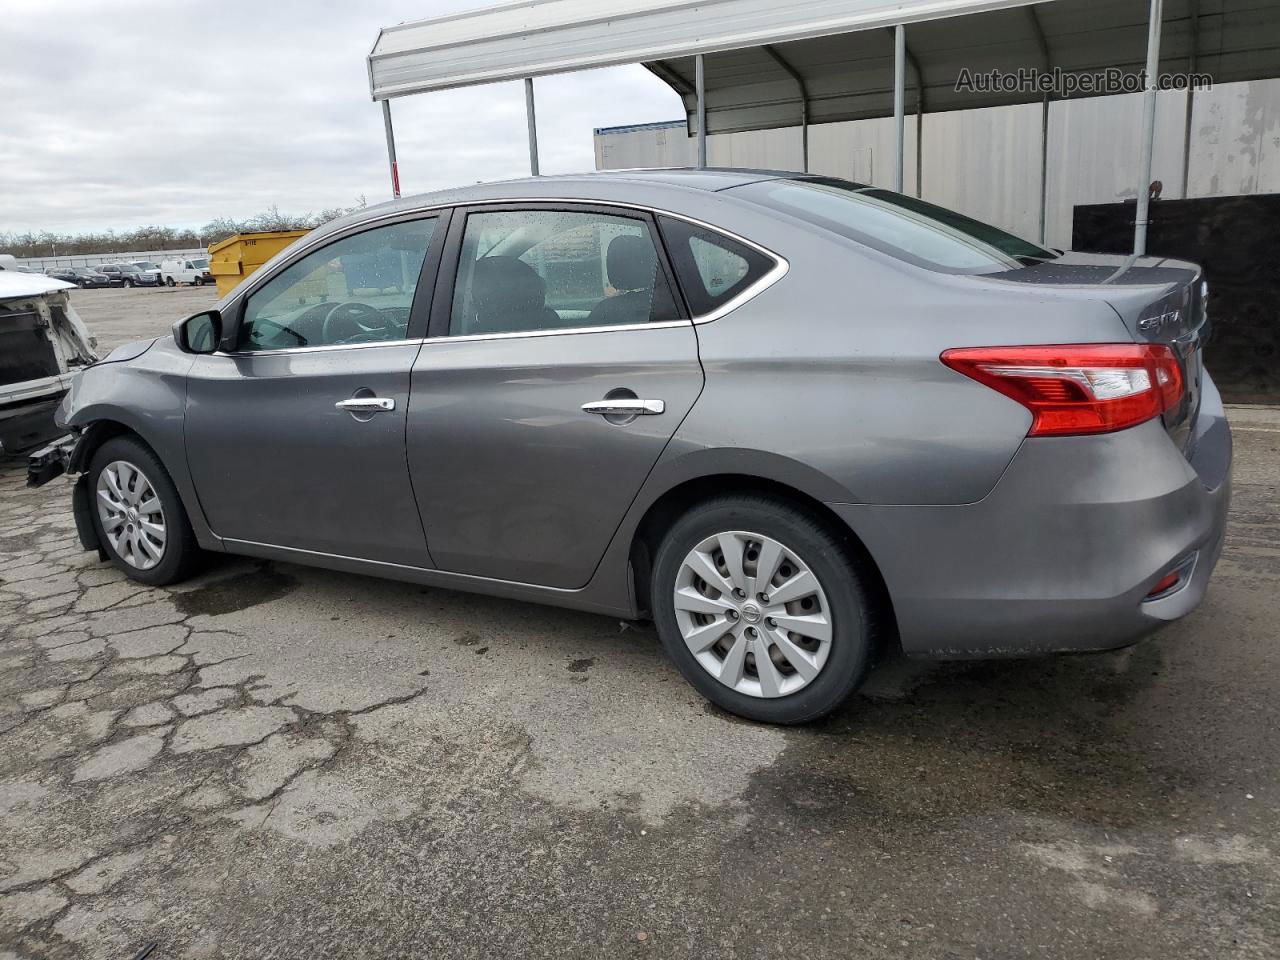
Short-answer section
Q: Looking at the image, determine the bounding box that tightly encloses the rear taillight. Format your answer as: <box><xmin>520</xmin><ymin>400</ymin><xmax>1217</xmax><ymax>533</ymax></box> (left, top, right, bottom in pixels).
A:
<box><xmin>940</xmin><ymin>343</ymin><xmax>1183</xmax><ymax>437</ymax></box>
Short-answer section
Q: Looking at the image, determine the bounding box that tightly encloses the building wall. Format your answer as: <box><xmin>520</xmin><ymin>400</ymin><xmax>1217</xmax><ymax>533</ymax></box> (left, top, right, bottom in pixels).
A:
<box><xmin>595</xmin><ymin>78</ymin><xmax>1280</xmax><ymax>249</ymax></box>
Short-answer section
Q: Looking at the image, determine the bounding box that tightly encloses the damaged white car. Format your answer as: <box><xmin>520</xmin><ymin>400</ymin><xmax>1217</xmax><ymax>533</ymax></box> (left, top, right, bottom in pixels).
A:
<box><xmin>0</xmin><ymin>272</ymin><xmax>98</xmax><ymax>455</ymax></box>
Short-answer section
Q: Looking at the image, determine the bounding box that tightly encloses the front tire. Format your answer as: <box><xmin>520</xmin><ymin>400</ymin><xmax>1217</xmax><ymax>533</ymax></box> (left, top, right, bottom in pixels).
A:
<box><xmin>651</xmin><ymin>495</ymin><xmax>877</xmax><ymax>724</ymax></box>
<box><xmin>88</xmin><ymin>435</ymin><xmax>200</xmax><ymax>586</ymax></box>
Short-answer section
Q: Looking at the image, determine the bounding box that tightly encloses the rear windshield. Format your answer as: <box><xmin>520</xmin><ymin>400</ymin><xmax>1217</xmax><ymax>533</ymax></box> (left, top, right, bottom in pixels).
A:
<box><xmin>734</xmin><ymin>176</ymin><xmax>1057</xmax><ymax>273</ymax></box>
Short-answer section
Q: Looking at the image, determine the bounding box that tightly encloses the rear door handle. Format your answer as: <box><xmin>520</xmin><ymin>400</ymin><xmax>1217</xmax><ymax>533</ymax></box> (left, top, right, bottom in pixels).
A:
<box><xmin>335</xmin><ymin>397</ymin><xmax>395</xmax><ymax>413</ymax></box>
<box><xmin>581</xmin><ymin>399</ymin><xmax>665</xmax><ymax>416</ymax></box>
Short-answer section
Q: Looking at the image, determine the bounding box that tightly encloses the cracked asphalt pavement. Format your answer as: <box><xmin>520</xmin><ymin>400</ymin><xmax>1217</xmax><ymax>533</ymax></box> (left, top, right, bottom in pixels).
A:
<box><xmin>1</xmin><ymin>287</ymin><xmax>1278</xmax><ymax>958</ymax></box>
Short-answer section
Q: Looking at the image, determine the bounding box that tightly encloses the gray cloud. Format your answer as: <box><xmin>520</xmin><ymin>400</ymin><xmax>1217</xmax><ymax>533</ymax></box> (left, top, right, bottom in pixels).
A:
<box><xmin>0</xmin><ymin>0</ymin><xmax>683</xmax><ymax>233</ymax></box>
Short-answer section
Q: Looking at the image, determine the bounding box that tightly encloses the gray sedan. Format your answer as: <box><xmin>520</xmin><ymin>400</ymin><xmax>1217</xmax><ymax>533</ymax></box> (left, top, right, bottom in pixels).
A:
<box><xmin>31</xmin><ymin>170</ymin><xmax>1231</xmax><ymax>724</ymax></box>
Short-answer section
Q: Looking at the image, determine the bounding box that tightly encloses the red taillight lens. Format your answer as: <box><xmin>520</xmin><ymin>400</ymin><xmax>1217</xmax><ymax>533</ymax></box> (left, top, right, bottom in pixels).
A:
<box><xmin>940</xmin><ymin>343</ymin><xmax>1184</xmax><ymax>437</ymax></box>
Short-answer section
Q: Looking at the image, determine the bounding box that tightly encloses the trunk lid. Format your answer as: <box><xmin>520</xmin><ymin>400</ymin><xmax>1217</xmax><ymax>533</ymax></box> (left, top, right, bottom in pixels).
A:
<box><xmin>991</xmin><ymin>252</ymin><xmax>1206</xmax><ymax>454</ymax></box>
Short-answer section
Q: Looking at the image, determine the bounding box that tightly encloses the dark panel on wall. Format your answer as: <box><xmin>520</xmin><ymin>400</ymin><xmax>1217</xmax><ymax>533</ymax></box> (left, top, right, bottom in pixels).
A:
<box><xmin>1073</xmin><ymin>194</ymin><xmax>1280</xmax><ymax>403</ymax></box>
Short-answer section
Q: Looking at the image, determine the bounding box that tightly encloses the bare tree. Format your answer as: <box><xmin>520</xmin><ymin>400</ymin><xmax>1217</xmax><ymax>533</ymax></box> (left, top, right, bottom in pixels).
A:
<box><xmin>1</xmin><ymin>197</ymin><xmax>372</xmax><ymax>258</ymax></box>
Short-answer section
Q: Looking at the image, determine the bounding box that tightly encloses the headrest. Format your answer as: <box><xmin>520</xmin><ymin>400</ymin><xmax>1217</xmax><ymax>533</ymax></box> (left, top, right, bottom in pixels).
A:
<box><xmin>606</xmin><ymin>235</ymin><xmax>656</xmax><ymax>291</ymax></box>
<box><xmin>473</xmin><ymin>256</ymin><xmax>546</xmax><ymax>315</ymax></box>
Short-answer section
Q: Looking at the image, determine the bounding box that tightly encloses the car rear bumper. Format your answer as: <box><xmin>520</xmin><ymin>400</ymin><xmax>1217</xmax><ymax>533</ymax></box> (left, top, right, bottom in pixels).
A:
<box><xmin>829</xmin><ymin>371</ymin><xmax>1232</xmax><ymax>659</ymax></box>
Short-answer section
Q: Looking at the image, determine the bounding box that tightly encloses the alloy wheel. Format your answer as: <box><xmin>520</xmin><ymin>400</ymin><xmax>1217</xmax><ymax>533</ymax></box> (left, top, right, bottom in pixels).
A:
<box><xmin>96</xmin><ymin>460</ymin><xmax>167</xmax><ymax>570</ymax></box>
<box><xmin>673</xmin><ymin>530</ymin><xmax>832</xmax><ymax>698</ymax></box>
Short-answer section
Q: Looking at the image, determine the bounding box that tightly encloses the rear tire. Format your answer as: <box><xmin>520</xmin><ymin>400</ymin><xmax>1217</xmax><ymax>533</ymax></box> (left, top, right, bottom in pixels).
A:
<box><xmin>166</xmin><ymin>276</ymin><xmax>175</xmax><ymax>287</ymax></box>
<box><xmin>651</xmin><ymin>495</ymin><xmax>876</xmax><ymax>725</ymax></box>
<box><xmin>87</xmin><ymin>435</ymin><xmax>201</xmax><ymax>586</ymax></box>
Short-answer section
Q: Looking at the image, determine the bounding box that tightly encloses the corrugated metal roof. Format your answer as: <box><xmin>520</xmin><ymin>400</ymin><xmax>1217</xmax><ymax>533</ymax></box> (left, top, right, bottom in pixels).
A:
<box><xmin>370</xmin><ymin>0</ymin><xmax>1280</xmax><ymax>136</ymax></box>
<box><xmin>368</xmin><ymin>0</ymin><xmax>1043</xmax><ymax>99</ymax></box>
<box><xmin>650</xmin><ymin>0</ymin><xmax>1280</xmax><ymax>134</ymax></box>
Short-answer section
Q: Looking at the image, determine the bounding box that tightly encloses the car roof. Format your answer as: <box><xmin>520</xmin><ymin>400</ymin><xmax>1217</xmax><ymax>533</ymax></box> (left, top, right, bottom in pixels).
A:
<box><xmin>311</xmin><ymin>168</ymin><xmax>798</xmax><ymax>243</ymax></box>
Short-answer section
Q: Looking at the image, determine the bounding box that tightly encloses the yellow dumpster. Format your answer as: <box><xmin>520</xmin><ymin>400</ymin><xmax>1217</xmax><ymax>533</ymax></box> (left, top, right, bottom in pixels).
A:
<box><xmin>208</xmin><ymin>230</ymin><xmax>311</xmax><ymax>297</ymax></box>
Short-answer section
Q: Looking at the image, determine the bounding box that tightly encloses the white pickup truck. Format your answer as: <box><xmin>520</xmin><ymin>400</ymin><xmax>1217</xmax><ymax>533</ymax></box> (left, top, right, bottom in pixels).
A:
<box><xmin>0</xmin><ymin>272</ymin><xmax>98</xmax><ymax>454</ymax></box>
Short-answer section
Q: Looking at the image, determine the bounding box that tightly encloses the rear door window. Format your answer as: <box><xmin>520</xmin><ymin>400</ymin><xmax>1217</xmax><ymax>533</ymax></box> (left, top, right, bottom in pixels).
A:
<box><xmin>658</xmin><ymin>217</ymin><xmax>775</xmax><ymax>316</ymax></box>
<box><xmin>447</xmin><ymin>207</ymin><xmax>680</xmax><ymax>337</ymax></box>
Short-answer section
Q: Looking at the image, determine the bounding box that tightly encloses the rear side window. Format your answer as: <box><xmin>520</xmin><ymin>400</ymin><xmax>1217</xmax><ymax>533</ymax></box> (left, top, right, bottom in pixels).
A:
<box><xmin>658</xmin><ymin>217</ymin><xmax>774</xmax><ymax>316</ymax></box>
<box><xmin>449</xmin><ymin>208</ymin><xmax>679</xmax><ymax>337</ymax></box>
<box><xmin>733</xmin><ymin>177</ymin><xmax>1057</xmax><ymax>273</ymax></box>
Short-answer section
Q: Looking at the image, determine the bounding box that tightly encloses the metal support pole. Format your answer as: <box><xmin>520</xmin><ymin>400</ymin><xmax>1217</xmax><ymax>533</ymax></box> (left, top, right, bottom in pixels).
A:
<box><xmin>695</xmin><ymin>54</ymin><xmax>707</xmax><ymax>168</ymax></box>
<box><xmin>381</xmin><ymin>99</ymin><xmax>401</xmax><ymax>199</ymax></box>
<box><xmin>801</xmin><ymin>103</ymin><xmax>809</xmax><ymax>172</ymax></box>
<box><xmin>1181</xmin><ymin>0</ymin><xmax>1200</xmax><ymax>198</ymax></box>
<box><xmin>1039</xmin><ymin>96</ymin><xmax>1050</xmax><ymax>245</ymax></box>
<box><xmin>524</xmin><ymin>77</ymin><xmax>540</xmax><ymax>176</ymax></box>
<box><xmin>1133</xmin><ymin>0</ymin><xmax>1164</xmax><ymax>256</ymax></box>
<box><xmin>764</xmin><ymin>46</ymin><xmax>809</xmax><ymax>172</ymax></box>
<box><xmin>915</xmin><ymin>107</ymin><xmax>923</xmax><ymax>197</ymax></box>
<box><xmin>893</xmin><ymin>25</ymin><xmax>906</xmax><ymax>193</ymax></box>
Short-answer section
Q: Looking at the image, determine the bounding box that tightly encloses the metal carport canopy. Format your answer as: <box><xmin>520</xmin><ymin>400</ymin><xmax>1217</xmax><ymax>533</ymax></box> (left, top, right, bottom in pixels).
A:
<box><xmin>368</xmin><ymin>0</ymin><xmax>1043</xmax><ymax>100</ymax></box>
<box><xmin>645</xmin><ymin>0</ymin><xmax>1277</xmax><ymax>134</ymax></box>
<box><xmin>368</xmin><ymin>0</ymin><xmax>1280</xmax><ymax>254</ymax></box>
<box><xmin>369</xmin><ymin>0</ymin><xmax>1278</xmax><ymax>119</ymax></box>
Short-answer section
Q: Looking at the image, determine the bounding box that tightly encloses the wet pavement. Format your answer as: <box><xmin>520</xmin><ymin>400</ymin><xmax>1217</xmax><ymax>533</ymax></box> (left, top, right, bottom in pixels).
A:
<box><xmin>0</xmin><ymin>288</ymin><xmax>1277</xmax><ymax>958</ymax></box>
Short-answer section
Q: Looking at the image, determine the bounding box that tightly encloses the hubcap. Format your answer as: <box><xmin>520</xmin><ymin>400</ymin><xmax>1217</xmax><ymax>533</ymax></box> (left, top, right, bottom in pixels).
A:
<box><xmin>96</xmin><ymin>460</ymin><xmax>167</xmax><ymax>570</ymax></box>
<box><xmin>673</xmin><ymin>530</ymin><xmax>832</xmax><ymax>699</ymax></box>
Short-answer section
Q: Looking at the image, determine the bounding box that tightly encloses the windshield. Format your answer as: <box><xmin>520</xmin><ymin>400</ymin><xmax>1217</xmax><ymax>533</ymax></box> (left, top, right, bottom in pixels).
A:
<box><xmin>735</xmin><ymin>176</ymin><xmax>1057</xmax><ymax>273</ymax></box>
<box><xmin>191</xmin><ymin>258</ymin><xmax>208</xmax><ymax>269</ymax></box>
<box><xmin>134</xmin><ymin>262</ymin><xmax>157</xmax><ymax>269</ymax></box>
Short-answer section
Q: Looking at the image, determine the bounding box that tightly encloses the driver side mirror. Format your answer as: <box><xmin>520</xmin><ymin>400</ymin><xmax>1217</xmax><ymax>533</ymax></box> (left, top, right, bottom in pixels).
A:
<box><xmin>173</xmin><ymin>310</ymin><xmax>223</xmax><ymax>355</ymax></box>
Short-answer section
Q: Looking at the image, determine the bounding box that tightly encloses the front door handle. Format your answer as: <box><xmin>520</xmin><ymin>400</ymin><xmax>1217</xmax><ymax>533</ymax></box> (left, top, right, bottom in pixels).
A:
<box><xmin>335</xmin><ymin>397</ymin><xmax>395</xmax><ymax>413</ymax></box>
<box><xmin>581</xmin><ymin>398</ymin><xmax>665</xmax><ymax>416</ymax></box>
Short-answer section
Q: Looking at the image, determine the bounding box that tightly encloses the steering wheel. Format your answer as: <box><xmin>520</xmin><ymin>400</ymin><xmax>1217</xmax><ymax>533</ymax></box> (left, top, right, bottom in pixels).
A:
<box><xmin>321</xmin><ymin>301</ymin><xmax>394</xmax><ymax>344</ymax></box>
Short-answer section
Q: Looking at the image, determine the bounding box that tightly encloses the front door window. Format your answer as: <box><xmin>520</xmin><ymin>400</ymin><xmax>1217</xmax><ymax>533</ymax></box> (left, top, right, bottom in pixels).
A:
<box><xmin>238</xmin><ymin>219</ymin><xmax>437</xmax><ymax>351</ymax></box>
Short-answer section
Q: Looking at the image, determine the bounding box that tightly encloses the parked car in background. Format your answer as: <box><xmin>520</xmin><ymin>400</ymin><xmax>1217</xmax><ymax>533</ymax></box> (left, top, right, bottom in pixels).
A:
<box><xmin>47</xmin><ymin>267</ymin><xmax>112</xmax><ymax>289</ymax></box>
<box><xmin>99</xmin><ymin>263</ymin><xmax>159</xmax><ymax>287</ymax></box>
<box><xmin>161</xmin><ymin>256</ymin><xmax>213</xmax><ymax>286</ymax></box>
<box><xmin>1</xmin><ymin>271</ymin><xmax>97</xmax><ymax>454</ymax></box>
<box><xmin>132</xmin><ymin>261</ymin><xmax>164</xmax><ymax>284</ymax></box>
<box><xmin>0</xmin><ymin>256</ymin><xmax>44</xmax><ymax>275</ymax></box>
<box><xmin>27</xmin><ymin>171</ymin><xmax>1231</xmax><ymax>724</ymax></box>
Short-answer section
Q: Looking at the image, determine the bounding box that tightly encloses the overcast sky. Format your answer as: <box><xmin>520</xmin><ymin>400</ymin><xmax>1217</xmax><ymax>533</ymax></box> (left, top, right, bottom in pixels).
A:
<box><xmin>0</xmin><ymin>0</ymin><xmax>684</xmax><ymax>234</ymax></box>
